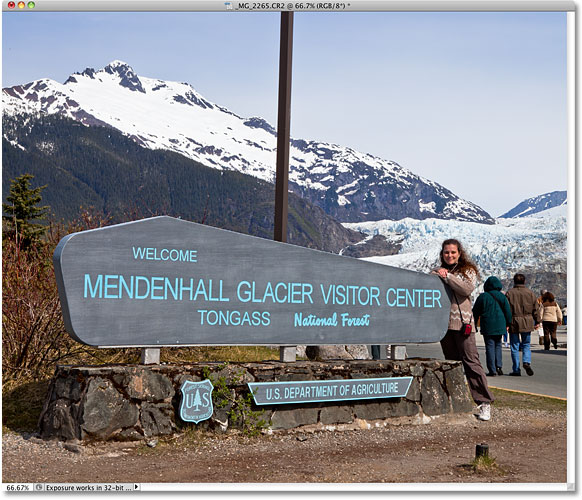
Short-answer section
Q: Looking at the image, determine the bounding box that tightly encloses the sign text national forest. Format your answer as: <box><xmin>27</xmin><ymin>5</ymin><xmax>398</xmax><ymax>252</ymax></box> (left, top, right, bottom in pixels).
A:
<box><xmin>53</xmin><ymin>216</ymin><xmax>450</xmax><ymax>347</ymax></box>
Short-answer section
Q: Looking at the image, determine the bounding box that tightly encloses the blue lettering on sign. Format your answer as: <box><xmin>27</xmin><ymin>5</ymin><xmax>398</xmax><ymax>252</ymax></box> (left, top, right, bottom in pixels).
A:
<box><xmin>386</xmin><ymin>288</ymin><xmax>442</xmax><ymax>308</ymax></box>
<box><xmin>293</xmin><ymin>312</ymin><xmax>370</xmax><ymax>328</ymax></box>
<box><xmin>82</xmin><ymin>274</ymin><xmax>230</xmax><ymax>302</ymax></box>
<box><xmin>198</xmin><ymin>309</ymin><xmax>271</xmax><ymax>326</ymax></box>
<box><xmin>82</xmin><ymin>273</ymin><xmax>442</xmax><ymax>314</ymax></box>
<box><xmin>132</xmin><ymin>246</ymin><xmax>198</xmax><ymax>263</ymax></box>
<box><xmin>84</xmin><ymin>274</ymin><xmax>103</xmax><ymax>298</ymax></box>
<box><xmin>320</xmin><ymin>284</ymin><xmax>381</xmax><ymax>306</ymax></box>
<box><xmin>294</xmin><ymin>312</ymin><xmax>338</xmax><ymax>327</ymax></box>
<box><xmin>237</xmin><ymin>281</ymin><xmax>314</xmax><ymax>304</ymax></box>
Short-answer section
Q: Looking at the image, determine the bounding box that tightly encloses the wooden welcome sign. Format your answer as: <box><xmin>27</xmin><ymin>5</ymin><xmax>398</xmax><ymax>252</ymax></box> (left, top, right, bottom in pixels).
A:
<box><xmin>53</xmin><ymin>216</ymin><xmax>450</xmax><ymax>347</ymax></box>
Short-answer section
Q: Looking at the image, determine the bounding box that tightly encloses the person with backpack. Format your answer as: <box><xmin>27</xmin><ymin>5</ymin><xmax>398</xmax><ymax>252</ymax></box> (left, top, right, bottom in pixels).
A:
<box><xmin>473</xmin><ymin>277</ymin><xmax>512</xmax><ymax>377</ymax></box>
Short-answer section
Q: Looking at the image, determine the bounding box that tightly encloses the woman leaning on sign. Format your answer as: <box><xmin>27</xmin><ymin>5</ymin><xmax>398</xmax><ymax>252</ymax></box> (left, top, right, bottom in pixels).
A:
<box><xmin>431</xmin><ymin>239</ymin><xmax>494</xmax><ymax>422</ymax></box>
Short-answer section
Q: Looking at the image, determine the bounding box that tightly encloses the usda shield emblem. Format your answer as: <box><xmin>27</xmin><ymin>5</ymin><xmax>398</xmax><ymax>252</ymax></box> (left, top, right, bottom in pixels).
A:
<box><xmin>179</xmin><ymin>380</ymin><xmax>214</xmax><ymax>423</ymax></box>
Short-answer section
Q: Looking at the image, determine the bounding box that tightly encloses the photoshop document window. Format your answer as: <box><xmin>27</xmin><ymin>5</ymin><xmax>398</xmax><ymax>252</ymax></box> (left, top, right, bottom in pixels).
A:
<box><xmin>1</xmin><ymin>0</ymin><xmax>574</xmax><ymax>493</ymax></box>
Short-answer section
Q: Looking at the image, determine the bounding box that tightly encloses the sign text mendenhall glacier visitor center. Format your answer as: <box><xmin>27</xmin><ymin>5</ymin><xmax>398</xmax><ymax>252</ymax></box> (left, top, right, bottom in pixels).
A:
<box><xmin>54</xmin><ymin>216</ymin><xmax>451</xmax><ymax>347</ymax></box>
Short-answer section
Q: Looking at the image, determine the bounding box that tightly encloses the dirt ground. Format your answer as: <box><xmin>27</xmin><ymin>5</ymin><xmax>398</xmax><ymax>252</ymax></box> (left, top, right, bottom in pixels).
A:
<box><xmin>2</xmin><ymin>405</ymin><xmax>568</xmax><ymax>487</ymax></box>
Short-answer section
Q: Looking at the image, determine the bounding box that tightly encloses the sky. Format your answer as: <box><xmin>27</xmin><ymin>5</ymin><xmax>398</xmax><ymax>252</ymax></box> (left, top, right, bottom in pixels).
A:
<box><xmin>2</xmin><ymin>10</ymin><xmax>569</xmax><ymax>217</ymax></box>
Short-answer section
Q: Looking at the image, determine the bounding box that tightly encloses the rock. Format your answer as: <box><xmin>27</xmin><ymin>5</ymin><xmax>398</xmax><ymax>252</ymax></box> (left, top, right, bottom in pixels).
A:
<box><xmin>39</xmin><ymin>399</ymin><xmax>79</xmax><ymax>442</ymax></box>
<box><xmin>118</xmin><ymin>428</ymin><xmax>144</xmax><ymax>441</ymax></box>
<box><xmin>420</xmin><ymin>370</ymin><xmax>451</xmax><ymax>416</ymax></box>
<box><xmin>409</xmin><ymin>363</ymin><xmax>426</xmax><ymax>377</ymax></box>
<box><xmin>353</xmin><ymin>401</ymin><xmax>416</xmax><ymax>421</ymax></box>
<box><xmin>353</xmin><ymin>402</ymin><xmax>382</xmax><ymax>421</ymax></box>
<box><xmin>345</xmin><ymin>345</ymin><xmax>372</xmax><ymax>360</ymax></box>
<box><xmin>444</xmin><ymin>366</ymin><xmax>473</xmax><ymax>413</ymax></box>
<box><xmin>305</xmin><ymin>346</ymin><xmax>353</xmax><ymax>360</ymax></box>
<box><xmin>81</xmin><ymin>378</ymin><xmax>139</xmax><ymax>440</ymax></box>
<box><xmin>124</xmin><ymin>370</ymin><xmax>175</xmax><ymax>402</ymax></box>
<box><xmin>63</xmin><ymin>442</ymin><xmax>82</xmax><ymax>453</ymax></box>
<box><xmin>140</xmin><ymin>402</ymin><xmax>174</xmax><ymax>438</ymax></box>
<box><xmin>320</xmin><ymin>405</ymin><xmax>353</xmax><ymax>425</ymax></box>
<box><xmin>383</xmin><ymin>398</ymin><xmax>419</xmax><ymax>418</ymax></box>
<box><xmin>54</xmin><ymin>377</ymin><xmax>82</xmax><ymax>401</ymax></box>
<box><xmin>211</xmin><ymin>365</ymin><xmax>254</xmax><ymax>386</ymax></box>
<box><xmin>270</xmin><ymin>407</ymin><xmax>319</xmax><ymax>430</ymax></box>
<box><xmin>405</xmin><ymin>378</ymin><xmax>421</xmax><ymax>402</ymax></box>
<box><xmin>174</xmin><ymin>373</ymin><xmax>202</xmax><ymax>386</ymax></box>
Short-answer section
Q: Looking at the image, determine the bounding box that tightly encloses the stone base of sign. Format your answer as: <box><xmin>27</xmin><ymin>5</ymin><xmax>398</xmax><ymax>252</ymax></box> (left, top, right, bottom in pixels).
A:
<box><xmin>38</xmin><ymin>359</ymin><xmax>474</xmax><ymax>443</ymax></box>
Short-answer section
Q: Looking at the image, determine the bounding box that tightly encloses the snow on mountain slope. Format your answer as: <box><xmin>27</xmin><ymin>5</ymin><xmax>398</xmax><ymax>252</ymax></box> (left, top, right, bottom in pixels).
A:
<box><xmin>2</xmin><ymin>61</ymin><xmax>494</xmax><ymax>224</ymax></box>
<box><xmin>500</xmin><ymin>190</ymin><xmax>567</xmax><ymax>218</ymax></box>
<box><xmin>344</xmin><ymin>203</ymin><xmax>567</xmax><ymax>294</ymax></box>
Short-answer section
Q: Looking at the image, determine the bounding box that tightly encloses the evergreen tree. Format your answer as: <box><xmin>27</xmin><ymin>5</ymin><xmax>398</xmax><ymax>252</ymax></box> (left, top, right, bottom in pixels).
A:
<box><xmin>2</xmin><ymin>173</ymin><xmax>49</xmax><ymax>249</ymax></box>
<box><xmin>193</xmin><ymin>389</ymin><xmax>202</xmax><ymax>411</ymax></box>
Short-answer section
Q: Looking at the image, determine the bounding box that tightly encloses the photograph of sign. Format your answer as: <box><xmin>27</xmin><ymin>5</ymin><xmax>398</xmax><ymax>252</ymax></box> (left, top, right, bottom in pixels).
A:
<box><xmin>179</xmin><ymin>380</ymin><xmax>214</xmax><ymax>424</ymax></box>
<box><xmin>248</xmin><ymin>377</ymin><xmax>413</xmax><ymax>405</ymax></box>
<box><xmin>53</xmin><ymin>216</ymin><xmax>450</xmax><ymax>347</ymax></box>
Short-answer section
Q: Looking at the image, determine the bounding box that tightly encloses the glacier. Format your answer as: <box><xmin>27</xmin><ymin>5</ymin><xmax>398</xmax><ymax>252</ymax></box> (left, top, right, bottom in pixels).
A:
<box><xmin>344</xmin><ymin>204</ymin><xmax>568</xmax><ymax>296</ymax></box>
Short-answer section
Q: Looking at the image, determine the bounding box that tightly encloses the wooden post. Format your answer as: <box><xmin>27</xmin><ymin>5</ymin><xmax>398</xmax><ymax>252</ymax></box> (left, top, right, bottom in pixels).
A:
<box><xmin>274</xmin><ymin>12</ymin><xmax>295</xmax><ymax>363</ymax></box>
<box><xmin>274</xmin><ymin>11</ymin><xmax>293</xmax><ymax>243</ymax></box>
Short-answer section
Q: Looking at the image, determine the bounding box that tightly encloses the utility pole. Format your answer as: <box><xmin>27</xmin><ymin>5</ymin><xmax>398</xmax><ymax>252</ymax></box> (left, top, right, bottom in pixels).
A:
<box><xmin>274</xmin><ymin>12</ymin><xmax>295</xmax><ymax>362</ymax></box>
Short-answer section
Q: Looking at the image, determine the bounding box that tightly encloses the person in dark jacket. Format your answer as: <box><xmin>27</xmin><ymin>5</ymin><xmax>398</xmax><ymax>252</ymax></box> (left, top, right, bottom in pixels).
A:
<box><xmin>505</xmin><ymin>273</ymin><xmax>540</xmax><ymax>376</ymax></box>
<box><xmin>473</xmin><ymin>277</ymin><xmax>512</xmax><ymax>377</ymax></box>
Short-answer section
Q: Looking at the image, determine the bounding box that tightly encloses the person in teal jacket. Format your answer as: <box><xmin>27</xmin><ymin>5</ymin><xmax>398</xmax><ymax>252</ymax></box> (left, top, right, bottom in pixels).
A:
<box><xmin>473</xmin><ymin>276</ymin><xmax>512</xmax><ymax>377</ymax></box>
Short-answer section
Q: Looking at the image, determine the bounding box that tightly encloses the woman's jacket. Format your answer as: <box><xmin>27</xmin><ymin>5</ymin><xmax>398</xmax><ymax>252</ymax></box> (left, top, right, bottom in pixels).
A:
<box><xmin>539</xmin><ymin>301</ymin><xmax>563</xmax><ymax>323</ymax></box>
<box><xmin>431</xmin><ymin>266</ymin><xmax>477</xmax><ymax>331</ymax></box>
<box><xmin>472</xmin><ymin>276</ymin><xmax>512</xmax><ymax>336</ymax></box>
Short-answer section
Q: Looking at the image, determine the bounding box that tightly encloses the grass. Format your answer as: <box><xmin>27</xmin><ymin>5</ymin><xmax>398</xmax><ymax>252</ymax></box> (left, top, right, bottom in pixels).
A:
<box><xmin>490</xmin><ymin>387</ymin><xmax>567</xmax><ymax>412</ymax></box>
<box><xmin>160</xmin><ymin>346</ymin><xmax>280</xmax><ymax>364</ymax></box>
<box><xmin>2</xmin><ymin>379</ymin><xmax>51</xmax><ymax>433</ymax></box>
<box><xmin>461</xmin><ymin>454</ymin><xmax>506</xmax><ymax>476</ymax></box>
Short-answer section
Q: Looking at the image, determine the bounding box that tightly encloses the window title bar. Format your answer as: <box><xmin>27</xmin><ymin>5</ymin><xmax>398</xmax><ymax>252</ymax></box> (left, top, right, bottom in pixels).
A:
<box><xmin>2</xmin><ymin>0</ymin><xmax>576</xmax><ymax>12</ymax></box>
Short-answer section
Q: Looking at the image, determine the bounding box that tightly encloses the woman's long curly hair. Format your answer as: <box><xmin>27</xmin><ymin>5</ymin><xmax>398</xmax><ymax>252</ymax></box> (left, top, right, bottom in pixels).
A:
<box><xmin>439</xmin><ymin>238</ymin><xmax>480</xmax><ymax>279</ymax></box>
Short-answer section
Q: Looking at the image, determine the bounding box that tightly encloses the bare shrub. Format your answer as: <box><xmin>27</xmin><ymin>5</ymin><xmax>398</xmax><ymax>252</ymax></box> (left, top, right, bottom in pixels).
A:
<box><xmin>2</xmin><ymin>237</ymin><xmax>76</xmax><ymax>386</ymax></box>
<box><xmin>2</xmin><ymin>209</ymin><xmax>113</xmax><ymax>387</ymax></box>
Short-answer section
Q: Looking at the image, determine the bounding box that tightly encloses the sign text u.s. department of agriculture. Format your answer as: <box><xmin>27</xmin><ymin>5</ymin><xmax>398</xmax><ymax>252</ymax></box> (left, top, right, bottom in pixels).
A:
<box><xmin>53</xmin><ymin>216</ymin><xmax>451</xmax><ymax>347</ymax></box>
<box><xmin>248</xmin><ymin>377</ymin><xmax>413</xmax><ymax>405</ymax></box>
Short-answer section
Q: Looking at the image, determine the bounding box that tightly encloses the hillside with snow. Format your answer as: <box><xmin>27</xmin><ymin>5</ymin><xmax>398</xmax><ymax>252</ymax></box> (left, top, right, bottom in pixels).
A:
<box><xmin>3</xmin><ymin>61</ymin><xmax>493</xmax><ymax>224</ymax></box>
<box><xmin>344</xmin><ymin>203</ymin><xmax>568</xmax><ymax>302</ymax></box>
<box><xmin>499</xmin><ymin>190</ymin><xmax>567</xmax><ymax>218</ymax></box>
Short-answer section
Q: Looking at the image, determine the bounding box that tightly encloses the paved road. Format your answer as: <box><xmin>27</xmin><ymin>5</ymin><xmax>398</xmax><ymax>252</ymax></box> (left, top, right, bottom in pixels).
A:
<box><xmin>403</xmin><ymin>327</ymin><xmax>568</xmax><ymax>399</ymax></box>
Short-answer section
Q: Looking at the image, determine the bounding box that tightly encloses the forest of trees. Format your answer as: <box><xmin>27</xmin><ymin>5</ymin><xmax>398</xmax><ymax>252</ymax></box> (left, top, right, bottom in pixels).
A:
<box><xmin>2</xmin><ymin>114</ymin><xmax>362</xmax><ymax>253</ymax></box>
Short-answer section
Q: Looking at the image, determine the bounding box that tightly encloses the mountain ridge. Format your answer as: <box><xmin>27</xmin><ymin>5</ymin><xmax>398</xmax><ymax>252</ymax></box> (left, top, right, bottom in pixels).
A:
<box><xmin>3</xmin><ymin>60</ymin><xmax>495</xmax><ymax>225</ymax></box>
<box><xmin>4</xmin><ymin>112</ymin><xmax>396</xmax><ymax>256</ymax></box>
<box><xmin>500</xmin><ymin>190</ymin><xmax>567</xmax><ymax>218</ymax></box>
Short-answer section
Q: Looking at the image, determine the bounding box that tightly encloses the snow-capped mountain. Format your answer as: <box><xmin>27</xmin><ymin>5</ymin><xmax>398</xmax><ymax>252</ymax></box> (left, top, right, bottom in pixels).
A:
<box><xmin>344</xmin><ymin>202</ymin><xmax>567</xmax><ymax>303</ymax></box>
<box><xmin>499</xmin><ymin>190</ymin><xmax>567</xmax><ymax>218</ymax></box>
<box><xmin>2</xmin><ymin>60</ymin><xmax>494</xmax><ymax>224</ymax></box>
